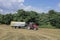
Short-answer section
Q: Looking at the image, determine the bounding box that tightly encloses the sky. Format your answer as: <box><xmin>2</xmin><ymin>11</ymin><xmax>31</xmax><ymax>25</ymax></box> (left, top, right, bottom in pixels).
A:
<box><xmin>0</xmin><ymin>0</ymin><xmax>60</xmax><ymax>14</ymax></box>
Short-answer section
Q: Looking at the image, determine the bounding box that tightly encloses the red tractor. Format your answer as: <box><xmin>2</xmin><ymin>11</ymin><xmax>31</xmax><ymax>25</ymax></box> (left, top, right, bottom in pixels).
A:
<box><xmin>27</xmin><ymin>22</ymin><xmax>38</xmax><ymax>30</ymax></box>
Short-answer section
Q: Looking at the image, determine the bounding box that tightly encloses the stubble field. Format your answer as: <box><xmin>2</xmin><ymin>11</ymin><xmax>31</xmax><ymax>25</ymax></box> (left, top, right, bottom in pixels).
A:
<box><xmin>0</xmin><ymin>25</ymin><xmax>60</xmax><ymax>40</ymax></box>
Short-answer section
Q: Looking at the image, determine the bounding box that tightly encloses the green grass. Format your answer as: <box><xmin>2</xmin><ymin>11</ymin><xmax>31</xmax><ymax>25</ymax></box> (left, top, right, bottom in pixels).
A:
<box><xmin>39</xmin><ymin>24</ymin><xmax>56</xmax><ymax>29</ymax></box>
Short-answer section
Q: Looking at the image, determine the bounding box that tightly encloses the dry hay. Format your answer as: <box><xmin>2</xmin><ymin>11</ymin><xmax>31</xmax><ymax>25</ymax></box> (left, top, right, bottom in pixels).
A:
<box><xmin>0</xmin><ymin>25</ymin><xmax>60</xmax><ymax>40</ymax></box>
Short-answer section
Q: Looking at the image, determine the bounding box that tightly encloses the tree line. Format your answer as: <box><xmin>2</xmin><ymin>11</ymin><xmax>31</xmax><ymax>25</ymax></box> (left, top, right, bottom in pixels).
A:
<box><xmin>0</xmin><ymin>9</ymin><xmax>60</xmax><ymax>28</ymax></box>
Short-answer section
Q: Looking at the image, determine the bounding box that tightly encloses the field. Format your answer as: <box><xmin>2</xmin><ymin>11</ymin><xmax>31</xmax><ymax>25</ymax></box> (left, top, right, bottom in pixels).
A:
<box><xmin>0</xmin><ymin>25</ymin><xmax>60</xmax><ymax>40</ymax></box>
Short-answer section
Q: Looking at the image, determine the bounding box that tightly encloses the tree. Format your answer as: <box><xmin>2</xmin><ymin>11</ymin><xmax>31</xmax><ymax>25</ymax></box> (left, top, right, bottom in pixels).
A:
<box><xmin>48</xmin><ymin>10</ymin><xmax>60</xmax><ymax>28</ymax></box>
<box><xmin>0</xmin><ymin>14</ymin><xmax>3</xmax><ymax>24</ymax></box>
<box><xmin>2</xmin><ymin>14</ymin><xmax>13</xmax><ymax>24</ymax></box>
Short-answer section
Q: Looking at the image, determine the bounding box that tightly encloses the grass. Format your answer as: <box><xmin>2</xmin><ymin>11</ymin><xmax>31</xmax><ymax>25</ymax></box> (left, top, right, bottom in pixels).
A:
<box><xmin>0</xmin><ymin>24</ymin><xmax>60</xmax><ymax>40</ymax></box>
<box><xmin>39</xmin><ymin>24</ymin><xmax>56</xmax><ymax>29</ymax></box>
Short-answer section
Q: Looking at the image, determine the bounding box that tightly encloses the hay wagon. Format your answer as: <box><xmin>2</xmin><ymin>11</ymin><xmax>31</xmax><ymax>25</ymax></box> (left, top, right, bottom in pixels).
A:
<box><xmin>10</xmin><ymin>21</ymin><xmax>26</xmax><ymax>29</ymax></box>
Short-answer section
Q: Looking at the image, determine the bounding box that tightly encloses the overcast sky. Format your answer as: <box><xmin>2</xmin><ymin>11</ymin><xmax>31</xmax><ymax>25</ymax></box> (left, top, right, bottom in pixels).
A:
<box><xmin>0</xmin><ymin>0</ymin><xmax>60</xmax><ymax>14</ymax></box>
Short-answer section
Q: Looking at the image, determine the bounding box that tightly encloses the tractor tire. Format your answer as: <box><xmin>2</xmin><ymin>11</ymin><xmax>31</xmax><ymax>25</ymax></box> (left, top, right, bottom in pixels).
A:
<box><xmin>34</xmin><ymin>28</ymin><xmax>37</xmax><ymax>30</ymax></box>
<box><xmin>27</xmin><ymin>27</ymin><xmax>30</xmax><ymax>30</ymax></box>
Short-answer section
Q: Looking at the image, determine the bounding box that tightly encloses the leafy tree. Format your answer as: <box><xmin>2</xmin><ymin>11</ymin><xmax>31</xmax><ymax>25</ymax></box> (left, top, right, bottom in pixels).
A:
<box><xmin>48</xmin><ymin>10</ymin><xmax>60</xmax><ymax>28</ymax></box>
<box><xmin>0</xmin><ymin>14</ymin><xmax>3</xmax><ymax>24</ymax></box>
<box><xmin>2</xmin><ymin>14</ymin><xmax>13</xmax><ymax>24</ymax></box>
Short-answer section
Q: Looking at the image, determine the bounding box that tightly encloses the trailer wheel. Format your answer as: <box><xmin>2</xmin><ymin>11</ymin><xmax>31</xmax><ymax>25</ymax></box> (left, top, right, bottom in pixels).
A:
<box><xmin>14</xmin><ymin>26</ymin><xmax>17</xmax><ymax>29</ymax></box>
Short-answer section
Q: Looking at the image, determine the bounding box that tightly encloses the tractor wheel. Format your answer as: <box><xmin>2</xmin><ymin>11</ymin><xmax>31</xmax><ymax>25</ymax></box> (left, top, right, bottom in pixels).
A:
<box><xmin>34</xmin><ymin>28</ymin><xmax>37</xmax><ymax>30</ymax></box>
<box><xmin>27</xmin><ymin>27</ymin><xmax>30</xmax><ymax>30</ymax></box>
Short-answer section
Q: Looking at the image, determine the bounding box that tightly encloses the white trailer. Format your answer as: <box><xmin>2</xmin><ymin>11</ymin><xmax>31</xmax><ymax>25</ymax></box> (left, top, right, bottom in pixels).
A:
<box><xmin>10</xmin><ymin>21</ymin><xmax>26</xmax><ymax>28</ymax></box>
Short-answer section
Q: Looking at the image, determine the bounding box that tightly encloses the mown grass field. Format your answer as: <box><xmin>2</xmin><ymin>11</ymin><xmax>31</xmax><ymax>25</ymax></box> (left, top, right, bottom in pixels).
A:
<box><xmin>0</xmin><ymin>25</ymin><xmax>60</xmax><ymax>40</ymax></box>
